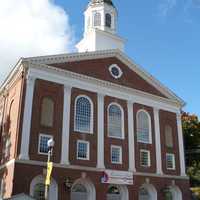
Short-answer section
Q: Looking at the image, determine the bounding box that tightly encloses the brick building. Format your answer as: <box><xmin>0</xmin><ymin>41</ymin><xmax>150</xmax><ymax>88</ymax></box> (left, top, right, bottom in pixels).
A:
<box><xmin>0</xmin><ymin>0</ymin><xmax>191</xmax><ymax>199</ymax></box>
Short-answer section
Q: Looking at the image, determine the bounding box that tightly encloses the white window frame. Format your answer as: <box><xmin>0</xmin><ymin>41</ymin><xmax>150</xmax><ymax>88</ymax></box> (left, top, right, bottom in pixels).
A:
<box><xmin>93</xmin><ymin>11</ymin><xmax>101</xmax><ymax>27</ymax></box>
<box><xmin>74</xmin><ymin>95</ymin><xmax>94</xmax><ymax>134</ymax></box>
<box><xmin>140</xmin><ymin>149</ymin><xmax>151</xmax><ymax>167</ymax></box>
<box><xmin>166</xmin><ymin>153</ymin><xmax>176</xmax><ymax>170</ymax></box>
<box><xmin>136</xmin><ymin>109</ymin><xmax>152</xmax><ymax>144</ymax></box>
<box><xmin>77</xmin><ymin>140</ymin><xmax>90</xmax><ymax>161</ymax></box>
<box><xmin>38</xmin><ymin>134</ymin><xmax>53</xmax><ymax>155</ymax></box>
<box><xmin>108</xmin><ymin>103</ymin><xmax>125</xmax><ymax>139</ymax></box>
<box><xmin>111</xmin><ymin>145</ymin><xmax>122</xmax><ymax>164</ymax></box>
<box><xmin>109</xmin><ymin>64</ymin><xmax>123</xmax><ymax>79</ymax></box>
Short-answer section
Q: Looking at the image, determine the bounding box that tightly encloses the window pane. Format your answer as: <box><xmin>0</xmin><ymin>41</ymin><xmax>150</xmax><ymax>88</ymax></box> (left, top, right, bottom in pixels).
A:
<box><xmin>137</xmin><ymin>111</ymin><xmax>150</xmax><ymax>143</ymax></box>
<box><xmin>77</xmin><ymin>142</ymin><xmax>88</xmax><ymax>159</ymax></box>
<box><xmin>94</xmin><ymin>12</ymin><xmax>101</xmax><ymax>26</ymax></box>
<box><xmin>33</xmin><ymin>183</ymin><xmax>45</xmax><ymax>200</ymax></box>
<box><xmin>111</xmin><ymin>146</ymin><xmax>121</xmax><ymax>163</ymax></box>
<box><xmin>140</xmin><ymin>150</ymin><xmax>150</xmax><ymax>167</ymax></box>
<box><xmin>75</xmin><ymin>97</ymin><xmax>92</xmax><ymax>133</ymax></box>
<box><xmin>105</xmin><ymin>13</ymin><xmax>112</xmax><ymax>28</ymax></box>
<box><xmin>72</xmin><ymin>184</ymin><xmax>87</xmax><ymax>193</ymax></box>
<box><xmin>166</xmin><ymin>154</ymin><xmax>175</xmax><ymax>169</ymax></box>
<box><xmin>41</xmin><ymin>97</ymin><xmax>54</xmax><ymax>127</ymax></box>
<box><xmin>108</xmin><ymin>105</ymin><xmax>123</xmax><ymax>138</ymax></box>
<box><xmin>39</xmin><ymin>135</ymin><xmax>51</xmax><ymax>154</ymax></box>
<box><xmin>165</xmin><ymin>125</ymin><xmax>173</xmax><ymax>148</ymax></box>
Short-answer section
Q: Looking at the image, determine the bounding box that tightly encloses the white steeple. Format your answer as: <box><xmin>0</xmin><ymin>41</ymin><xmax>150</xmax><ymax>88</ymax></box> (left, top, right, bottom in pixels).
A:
<box><xmin>76</xmin><ymin>0</ymin><xmax>125</xmax><ymax>52</ymax></box>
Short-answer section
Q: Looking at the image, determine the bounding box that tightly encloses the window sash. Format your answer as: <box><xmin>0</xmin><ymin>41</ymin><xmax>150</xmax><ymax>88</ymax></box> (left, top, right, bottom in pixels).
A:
<box><xmin>38</xmin><ymin>134</ymin><xmax>52</xmax><ymax>155</ymax></box>
<box><xmin>111</xmin><ymin>146</ymin><xmax>122</xmax><ymax>164</ymax></box>
<box><xmin>74</xmin><ymin>96</ymin><xmax>93</xmax><ymax>133</ymax></box>
<box><xmin>140</xmin><ymin>150</ymin><xmax>150</xmax><ymax>167</ymax></box>
<box><xmin>166</xmin><ymin>154</ymin><xmax>175</xmax><ymax>170</ymax></box>
<box><xmin>77</xmin><ymin>141</ymin><xmax>89</xmax><ymax>160</ymax></box>
<box><xmin>108</xmin><ymin>104</ymin><xmax>124</xmax><ymax>139</ymax></box>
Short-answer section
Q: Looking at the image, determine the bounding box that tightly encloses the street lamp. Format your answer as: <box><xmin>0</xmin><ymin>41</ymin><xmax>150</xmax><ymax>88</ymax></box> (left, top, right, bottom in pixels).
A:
<box><xmin>44</xmin><ymin>138</ymin><xmax>55</xmax><ymax>200</ymax></box>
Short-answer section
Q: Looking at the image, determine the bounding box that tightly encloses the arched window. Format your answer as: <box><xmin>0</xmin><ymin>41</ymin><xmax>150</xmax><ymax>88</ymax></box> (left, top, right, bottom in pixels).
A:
<box><xmin>74</xmin><ymin>96</ymin><xmax>93</xmax><ymax>133</ymax></box>
<box><xmin>94</xmin><ymin>12</ymin><xmax>101</xmax><ymax>27</ymax></box>
<box><xmin>105</xmin><ymin>13</ymin><xmax>112</xmax><ymax>28</ymax></box>
<box><xmin>40</xmin><ymin>97</ymin><xmax>54</xmax><ymax>127</ymax></box>
<box><xmin>137</xmin><ymin>110</ymin><xmax>151</xmax><ymax>143</ymax></box>
<box><xmin>33</xmin><ymin>183</ymin><xmax>45</xmax><ymax>200</ymax></box>
<box><xmin>108</xmin><ymin>104</ymin><xmax>124</xmax><ymax>139</ymax></box>
<box><xmin>165</xmin><ymin>125</ymin><xmax>173</xmax><ymax>148</ymax></box>
<box><xmin>71</xmin><ymin>184</ymin><xmax>88</xmax><ymax>200</ymax></box>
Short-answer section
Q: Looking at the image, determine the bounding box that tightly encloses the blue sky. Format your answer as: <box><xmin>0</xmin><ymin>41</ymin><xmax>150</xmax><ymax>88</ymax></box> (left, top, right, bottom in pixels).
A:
<box><xmin>56</xmin><ymin>0</ymin><xmax>200</xmax><ymax>116</ymax></box>
<box><xmin>0</xmin><ymin>0</ymin><xmax>199</xmax><ymax>117</ymax></box>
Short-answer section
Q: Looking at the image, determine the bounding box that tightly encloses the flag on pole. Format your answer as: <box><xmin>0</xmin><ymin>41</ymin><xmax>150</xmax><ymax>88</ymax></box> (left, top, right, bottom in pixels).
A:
<box><xmin>45</xmin><ymin>162</ymin><xmax>53</xmax><ymax>186</ymax></box>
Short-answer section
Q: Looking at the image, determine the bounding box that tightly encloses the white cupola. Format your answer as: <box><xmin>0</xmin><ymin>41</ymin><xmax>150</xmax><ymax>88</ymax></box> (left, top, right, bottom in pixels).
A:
<box><xmin>76</xmin><ymin>0</ymin><xmax>125</xmax><ymax>52</ymax></box>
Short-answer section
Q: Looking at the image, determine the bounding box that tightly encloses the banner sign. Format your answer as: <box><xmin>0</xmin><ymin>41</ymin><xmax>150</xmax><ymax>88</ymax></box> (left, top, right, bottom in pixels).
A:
<box><xmin>45</xmin><ymin>162</ymin><xmax>53</xmax><ymax>186</ymax></box>
<box><xmin>101</xmin><ymin>170</ymin><xmax>133</xmax><ymax>185</ymax></box>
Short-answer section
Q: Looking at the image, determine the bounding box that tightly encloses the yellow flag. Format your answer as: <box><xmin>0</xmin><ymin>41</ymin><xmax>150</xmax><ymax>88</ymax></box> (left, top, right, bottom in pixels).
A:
<box><xmin>45</xmin><ymin>162</ymin><xmax>53</xmax><ymax>186</ymax></box>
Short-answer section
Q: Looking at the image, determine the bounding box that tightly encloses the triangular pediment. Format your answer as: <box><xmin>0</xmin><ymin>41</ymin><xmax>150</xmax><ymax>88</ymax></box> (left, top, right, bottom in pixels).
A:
<box><xmin>24</xmin><ymin>49</ymin><xmax>184</xmax><ymax>106</ymax></box>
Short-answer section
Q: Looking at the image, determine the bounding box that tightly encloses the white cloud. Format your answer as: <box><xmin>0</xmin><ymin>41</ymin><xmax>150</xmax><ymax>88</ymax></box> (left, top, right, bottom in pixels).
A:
<box><xmin>0</xmin><ymin>0</ymin><xmax>75</xmax><ymax>83</ymax></box>
<box><xmin>158</xmin><ymin>0</ymin><xmax>177</xmax><ymax>17</ymax></box>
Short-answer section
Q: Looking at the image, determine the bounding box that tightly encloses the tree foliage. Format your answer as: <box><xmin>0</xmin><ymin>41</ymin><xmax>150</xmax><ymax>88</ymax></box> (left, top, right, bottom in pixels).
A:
<box><xmin>182</xmin><ymin>112</ymin><xmax>200</xmax><ymax>187</ymax></box>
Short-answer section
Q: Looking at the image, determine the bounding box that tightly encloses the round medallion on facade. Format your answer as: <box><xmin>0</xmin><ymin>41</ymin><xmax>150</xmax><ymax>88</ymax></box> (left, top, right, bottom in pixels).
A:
<box><xmin>109</xmin><ymin>64</ymin><xmax>123</xmax><ymax>79</ymax></box>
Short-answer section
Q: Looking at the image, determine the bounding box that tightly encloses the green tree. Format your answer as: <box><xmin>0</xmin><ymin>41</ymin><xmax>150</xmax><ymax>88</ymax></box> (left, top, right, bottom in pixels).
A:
<box><xmin>182</xmin><ymin>112</ymin><xmax>200</xmax><ymax>187</ymax></box>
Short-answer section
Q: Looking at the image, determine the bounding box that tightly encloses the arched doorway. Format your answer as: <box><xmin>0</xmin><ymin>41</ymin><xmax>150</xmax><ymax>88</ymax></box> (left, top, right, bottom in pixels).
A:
<box><xmin>71</xmin><ymin>178</ymin><xmax>96</xmax><ymax>200</ymax></box>
<box><xmin>106</xmin><ymin>185</ymin><xmax>129</xmax><ymax>200</ymax></box>
<box><xmin>139</xmin><ymin>184</ymin><xmax>157</xmax><ymax>200</ymax></box>
<box><xmin>30</xmin><ymin>175</ymin><xmax>58</xmax><ymax>200</ymax></box>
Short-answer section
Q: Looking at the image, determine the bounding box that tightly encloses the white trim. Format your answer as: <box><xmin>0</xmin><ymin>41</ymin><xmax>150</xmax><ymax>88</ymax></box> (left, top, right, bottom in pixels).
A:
<box><xmin>19</xmin><ymin>75</ymin><xmax>35</xmax><ymax>160</ymax></box>
<box><xmin>177</xmin><ymin>113</ymin><xmax>186</xmax><ymax>176</ymax></box>
<box><xmin>127</xmin><ymin>101</ymin><xmax>136</xmax><ymax>172</ymax></box>
<box><xmin>136</xmin><ymin>109</ymin><xmax>152</xmax><ymax>144</ymax></box>
<box><xmin>27</xmin><ymin>66</ymin><xmax>181</xmax><ymax>114</ymax></box>
<box><xmin>38</xmin><ymin>134</ymin><xmax>53</xmax><ymax>155</ymax></box>
<box><xmin>166</xmin><ymin>153</ymin><xmax>176</xmax><ymax>170</ymax></box>
<box><xmin>97</xmin><ymin>93</ymin><xmax>105</xmax><ymax>169</ymax></box>
<box><xmin>14</xmin><ymin>159</ymin><xmax>189</xmax><ymax>180</ymax></box>
<box><xmin>61</xmin><ymin>86</ymin><xmax>72</xmax><ymax>165</ymax></box>
<box><xmin>108</xmin><ymin>64</ymin><xmax>123</xmax><ymax>79</ymax></box>
<box><xmin>140</xmin><ymin>149</ymin><xmax>151</xmax><ymax>167</ymax></box>
<box><xmin>107</xmin><ymin>102</ymin><xmax>125</xmax><ymax>139</ymax></box>
<box><xmin>74</xmin><ymin>95</ymin><xmax>94</xmax><ymax>134</ymax></box>
<box><xmin>22</xmin><ymin>49</ymin><xmax>185</xmax><ymax>106</ymax></box>
<box><xmin>77</xmin><ymin>140</ymin><xmax>90</xmax><ymax>161</ymax></box>
<box><xmin>153</xmin><ymin>108</ymin><xmax>163</xmax><ymax>175</ymax></box>
<box><xmin>111</xmin><ymin>145</ymin><xmax>122</xmax><ymax>164</ymax></box>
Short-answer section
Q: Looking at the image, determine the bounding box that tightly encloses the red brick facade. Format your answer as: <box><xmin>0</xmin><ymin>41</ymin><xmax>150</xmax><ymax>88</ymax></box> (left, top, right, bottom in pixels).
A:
<box><xmin>0</xmin><ymin>56</ymin><xmax>191</xmax><ymax>199</ymax></box>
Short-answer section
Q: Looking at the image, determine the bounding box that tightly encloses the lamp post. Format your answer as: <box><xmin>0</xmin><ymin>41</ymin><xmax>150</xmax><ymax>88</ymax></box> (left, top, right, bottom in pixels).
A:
<box><xmin>44</xmin><ymin>138</ymin><xmax>55</xmax><ymax>200</ymax></box>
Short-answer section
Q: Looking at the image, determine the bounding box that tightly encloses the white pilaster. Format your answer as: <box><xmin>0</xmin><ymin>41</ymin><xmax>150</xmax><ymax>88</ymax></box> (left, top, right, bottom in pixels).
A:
<box><xmin>127</xmin><ymin>101</ymin><xmax>136</xmax><ymax>172</ymax></box>
<box><xmin>97</xmin><ymin>93</ymin><xmax>105</xmax><ymax>169</ymax></box>
<box><xmin>19</xmin><ymin>75</ymin><xmax>35</xmax><ymax>160</ymax></box>
<box><xmin>154</xmin><ymin>108</ymin><xmax>163</xmax><ymax>174</ymax></box>
<box><xmin>177</xmin><ymin>113</ymin><xmax>186</xmax><ymax>176</ymax></box>
<box><xmin>61</xmin><ymin>86</ymin><xmax>72</xmax><ymax>165</ymax></box>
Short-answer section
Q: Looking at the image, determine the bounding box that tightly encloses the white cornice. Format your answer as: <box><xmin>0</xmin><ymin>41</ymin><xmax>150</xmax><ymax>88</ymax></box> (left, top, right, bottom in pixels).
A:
<box><xmin>23</xmin><ymin>49</ymin><xmax>185</xmax><ymax>107</ymax></box>
<box><xmin>14</xmin><ymin>159</ymin><xmax>189</xmax><ymax>180</ymax></box>
<box><xmin>27</xmin><ymin>62</ymin><xmax>181</xmax><ymax>113</ymax></box>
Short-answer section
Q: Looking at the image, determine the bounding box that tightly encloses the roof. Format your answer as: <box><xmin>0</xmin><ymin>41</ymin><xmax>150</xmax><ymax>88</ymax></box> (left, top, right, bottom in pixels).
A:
<box><xmin>90</xmin><ymin>0</ymin><xmax>114</xmax><ymax>6</ymax></box>
<box><xmin>0</xmin><ymin>49</ymin><xmax>185</xmax><ymax>109</ymax></box>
